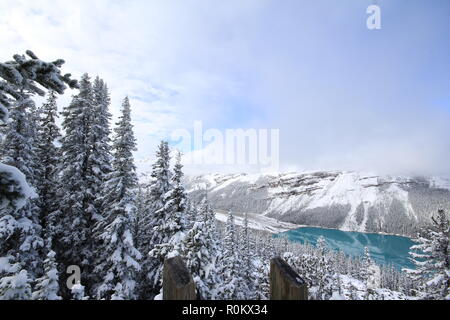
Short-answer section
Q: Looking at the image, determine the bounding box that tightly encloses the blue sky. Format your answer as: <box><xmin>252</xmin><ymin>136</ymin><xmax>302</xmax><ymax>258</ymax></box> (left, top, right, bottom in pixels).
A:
<box><xmin>1</xmin><ymin>0</ymin><xmax>449</xmax><ymax>175</ymax></box>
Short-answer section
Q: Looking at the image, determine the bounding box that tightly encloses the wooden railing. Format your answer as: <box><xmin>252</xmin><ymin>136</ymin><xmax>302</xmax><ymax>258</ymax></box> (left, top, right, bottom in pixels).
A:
<box><xmin>269</xmin><ymin>257</ymin><xmax>308</xmax><ymax>300</ymax></box>
<box><xmin>162</xmin><ymin>256</ymin><xmax>308</xmax><ymax>300</ymax></box>
<box><xmin>162</xmin><ymin>256</ymin><xmax>196</xmax><ymax>300</ymax></box>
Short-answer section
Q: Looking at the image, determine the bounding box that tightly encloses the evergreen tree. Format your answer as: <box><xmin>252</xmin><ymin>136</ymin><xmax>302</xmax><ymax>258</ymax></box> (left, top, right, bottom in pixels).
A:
<box><xmin>35</xmin><ymin>91</ymin><xmax>61</xmax><ymax>238</ymax></box>
<box><xmin>0</xmin><ymin>263</ymin><xmax>32</xmax><ymax>300</ymax></box>
<box><xmin>53</xmin><ymin>73</ymin><xmax>97</xmax><ymax>296</ymax></box>
<box><xmin>159</xmin><ymin>150</ymin><xmax>187</xmax><ymax>238</ymax></box>
<box><xmin>132</xmin><ymin>184</ymin><xmax>146</xmax><ymax>250</ymax></box>
<box><xmin>184</xmin><ymin>198</ymin><xmax>197</xmax><ymax>230</ymax></box>
<box><xmin>404</xmin><ymin>209</ymin><xmax>449</xmax><ymax>300</ymax></box>
<box><xmin>89</xmin><ymin>76</ymin><xmax>112</xmax><ymax>217</ymax></box>
<box><xmin>253</xmin><ymin>256</ymin><xmax>269</xmax><ymax>300</ymax></box>
<box><xmin>71</xmin><ymin>282</ymin><xmax>88</xmax><ymax>300</ymax></box>
<box><xmin>149</xmin><ymin>151</ymin><xmax>188</xmax><ymax>292</ymax></box>
<box><xmin>315</xmin><ymin>236</ymin><xmax>333</xmax><ymax>300</ymax></box>
<box><xmin>218</xmin><ymin>211</ymin><xmax>247</xmax><ymax>299</ymax></box>
<box><xmin>0</xmin><ymin>98</ymin><xmax>44</xmax><ymax>283</ymax></box>
<box><xmin>32</xmin><ymin>243</ymin><xmax>61</xmax><ymax>300</ymax></box>
<box><xmin>0</xmin><ymin>51</ymin><xmax>77</xmax><ymax>258</ymax></box>
<box><xmin>239</xmin><ymin>213</ymin><xmax>254</xmax><ymax>299</ymax></box>
<box><xmin>137</xmin><ymin>140</ymin><xmax>171</xmax><ymax>298</ymax></box>
<box><xmin>360</xmin><ymin>247</ymin><xmax>377</xmax><ymax>299</ymax></box>
<box><xmin>93</xmin><ymin>97</ymin><xmax>141</xmax><ymax>300</ymax></box>
<box><xmin>182</xmin><ymin>198</ymin><xmax>221</xmax><ymax>299</ymax></box>
<box><xmin>0</xmin><ymin>52</ymin><xmax>76</xmax><ymax>300</ymax></box>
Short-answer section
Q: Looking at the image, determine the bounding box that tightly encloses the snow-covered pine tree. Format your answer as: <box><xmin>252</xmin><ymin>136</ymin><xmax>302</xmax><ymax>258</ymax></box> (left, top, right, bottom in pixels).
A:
<box><xmin>0</xmin><ymin>98</ymin><xmax>44</xmax><ymax>281</ymax></box>
<box><xmin>32</xmin><ymin>241</ymin><xmax>61</xmax><ymax>300</ymax></box>
<box><xmin>0</xmin><ymin>50</ymin><xmax>77</xmax><ymax>216</ymax></box>
<box><xmin>83</xmin><ymin>77</ymin><xmax>112</xmax><ymax>291</ymax></box>
<box><xmin>54</xmin><ymin>73</ymin><xmax>97</xmax><ymax>296</ymax></box>
<box><xmin>89</xmin><ymin>76</ymin><xmax>112</xmax><ymax>216</ymax></box>
<box><xmin>87</xmin><ymin>77</ymin><xmax>114</xmax><ymax>293</ymax></box>
<box><xmin>182</xmin><ymin>198</ymin><xmax>221</xmax><ymax>299</ymax></box>
<box><xmin>35</xmin><ymin>91</ymin><xmax>61</xmax><ymax>238</ymax></box>
<box><xmin>239</xmin><ymin>213</ymin><xmax>254</xmax><ymax>299</ymax></box>
<box><xmin>71</xmin><ymin>282</ymin><xmax>88</xmax><ymax>300</ymax></box>
<box><xmin>132</xmin><ymin>184</ymin><xmax>146</xmax><ymax>250</ymax></box>
<box><xmin>0</xmin><ymin>262</ymin><xmax>32</xmax><ymax>300</ymax></box>
<box><xmin>149</xmin><ymin>151</ymin><xmax>188</xmax><ymax>293</ymax></box>
<box><xmin>184</xmin><ymin>198</ymin><xmax>197</xmax><ymax>230</ymax></box>
<box><xmin>252</xmin><ymin>232</ymin><xmax>270</xmax><ymax>300</ymax></box>
<box><xmin>201</xmin><ymin>198</ymin><xmax>223</xmax><ymax>298</ymax></box>
<box><xmin>137</xmin><ymin>140</ymin><xmax>171</xmax><ymax>298</ymax></box>
<box><xmin>315</xmin><ymin>236</ymin><xmax>333</xmax><ymax>300</ymax></box>
<box><xmin>218</xmin><ymin>211</ymin><xmax>247</xmax><ymax>300</ymax></box>
<box><xmin>0</xmin><ymin>51</ymin><xmax>77</xmax><ymax>300</ymax></box>
<box><xmin>404</xmin><ymin>209</ymin><xmax>449</xmax><ymax>300</ymax></box>
<box><xmin>93</xmin><ymin>97</ymin><xmax>141</xmax><ymax>300</ymax></box>
<box><xmin>360</xmin><ymin>246</ymin><xmax>377</xmax><ymax>299</ymax></box>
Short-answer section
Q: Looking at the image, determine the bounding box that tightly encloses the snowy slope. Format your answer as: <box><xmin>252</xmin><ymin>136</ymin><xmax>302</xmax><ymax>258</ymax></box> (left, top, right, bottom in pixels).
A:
<box><xmin>214</xmin><ymin>209</ymin><xmax>300</xmax><ymax>233</ymax></box>
<box><xmin>185</xmin><ymin>171</ymin><xmax>450</xmax><ymax>236</ymax></box>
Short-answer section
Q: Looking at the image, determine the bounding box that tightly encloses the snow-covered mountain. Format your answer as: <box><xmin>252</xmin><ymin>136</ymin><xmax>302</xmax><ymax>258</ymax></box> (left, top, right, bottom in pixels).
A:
<box><xmin>185</xmin><ymin>171</ymin><xmax>450</xmax><ymax>237</ymax></box>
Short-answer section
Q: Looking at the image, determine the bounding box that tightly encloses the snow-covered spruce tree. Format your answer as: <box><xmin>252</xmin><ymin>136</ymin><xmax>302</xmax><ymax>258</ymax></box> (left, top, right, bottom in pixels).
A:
<box><xmin>71</xmin><ymin>282</ymin><xmax>88</xmax><ymax>300</ymax></box>
<box><xmin>35</xmin><ymin>91</ymin><xmax>61</xmax><ymax>238</ymax></box>
<box><xmin>0</xmin><ymin>264</ymin><xmax>32</xmax><ymax>300</ymax></box>
<box><xmin>88</xmin><ymin>77</ymin><xmax>114</xmax><ymax>293</ymax></box>
<box><xmin>218</xmin><ymin>211</ymin><xmax>247</xmax><ymax>300</ymax></box>
<box><xmin>149</xmin><ymin>151</ymin><xmax>188</xmax><ymax>293</ymax></box>
<box><xmin>0</xmin><ymin>51</ymin><xmax>77</xmax><ymax>300</ymax></box>
<box><xmin>404</xmin><ymin>209</ymin><xmax>449</xmax><ymax>300</ymax></box>
<box><xmin>239</xmin><ymin>212</ymin><xmax>254</xmax><ymax>299</ymax></box>
<box><xmin>132</xmin><ymin>184</ymin><xmax>146</xmax><ymax>250</ymax></box>
<box><xmin>182</xmin><ymin>198</ymin><xmax>221</xmax><ymax>299</ymax></box>
<box><xmin>53</xmin><ymin>73</ymin><xmax>97</xmax><ymax>296</ymax></box>
<box><xmin>252</xmin><ymin>232</ymin><xmax>270</xmax><ymax>300</ymax></box>
<box><xmin>184</xmin><ymin>198</ymin><xmax>197</xmax><ymax>230</ymax></box>
<box><xmin>201</xmin><ymin>198</ymin><xmax>223</xmax><ymax>298</ymax></box>
<box><xmin>314</xmin><ymin>236</ymin><xmax>333</xmax><ymax>300</ymax></box>
<box><xmin>137</xmin><ymin>140</ymin><xmax>171</xmax><ymax>298</ymax></box>
<box><xmin>87</xmin><ymin>77</ymin><xmax>113</xmax><ymax>282</ymax></box>
<box><xmin>0</xmin><ymin>98</ymin><xmax>44</xmax><ymax>284</ymax></box>
<box><xmin>89</xmin><ymin>76</ymin><xmax>112</xmax><ymax>214</ymax></box>
<box><xmin>0</xmin><ymin>50</ymin><xmax>77</xmax><ymax>213</ymax></box>
<box><xmin>93</xmin><ymin>97</ymin><xmax>141</xmax><ymax>300</ymax></box>
<box><xmin>360</xmin><ymin>247</ymin><xmax>378</xmax><ymax>299</ymax></box>
<box><xmin>32</xmin><ymin>242</ymin><xmax>61</xmax><ymax>300</ymax></box>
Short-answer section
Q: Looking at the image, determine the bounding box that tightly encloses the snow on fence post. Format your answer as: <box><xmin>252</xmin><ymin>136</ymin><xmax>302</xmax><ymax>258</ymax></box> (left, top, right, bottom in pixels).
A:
<box><xmin>163</xmin><ymin>256</ymin><xmax>197</xmax><ymax>300</ymax></box>
<box><xmin>270</xmin><ymin>257</ymin><xmax>308</xmax><ymax>300</ymax></box>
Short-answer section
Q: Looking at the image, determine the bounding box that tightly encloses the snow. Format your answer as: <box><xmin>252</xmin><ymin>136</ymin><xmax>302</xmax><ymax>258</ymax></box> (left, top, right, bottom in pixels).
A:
<box><xmin>0</xmin><ymin>102</ymin><xmax>8</xmax><ymax>123</ymax></box>
<box><xmin>429</xmin><ymin>176</ymin><xmax>450</xmax><ymax>190</ymax></box>
<box><xmin>214</xmin><ymin>209</ymin><xmax>299</xmax><ymax>233</ymax></box>
<box><xmin>0</xmin><ymin>163</ymin><xmax>37</xmax><ymax>211</ymax></box>
<box><xmin>186</xmin><ymin>170</ymin><xmax>443</xmax><ymax>236</ymax></box>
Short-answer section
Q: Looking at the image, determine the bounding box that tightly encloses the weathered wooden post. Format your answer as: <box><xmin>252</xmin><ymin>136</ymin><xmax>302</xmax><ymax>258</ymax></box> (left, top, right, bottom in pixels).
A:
<box><xmin>270</xmin><ymin>257</ymin><xmax>308</xmax><ymax>300</ymax></box>
<box><xmin>163</xmin><ymin>256</ymin><xmax>196</xmax><ymax>300</ymax></box>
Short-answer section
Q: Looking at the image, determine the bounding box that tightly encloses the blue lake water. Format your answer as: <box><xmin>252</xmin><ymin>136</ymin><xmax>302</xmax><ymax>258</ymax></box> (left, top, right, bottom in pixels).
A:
<box><xmin>275</xmin><ymin>227</ymin><xmax>416</xmax><ymax>270</ymax></box>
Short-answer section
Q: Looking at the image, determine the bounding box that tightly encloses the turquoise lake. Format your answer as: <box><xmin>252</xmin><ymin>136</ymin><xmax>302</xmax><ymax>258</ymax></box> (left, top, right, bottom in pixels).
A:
<box><xmin>275</xmin><ymin>227</ymin><xmax>416</xmax><ymax>270</ymax></box>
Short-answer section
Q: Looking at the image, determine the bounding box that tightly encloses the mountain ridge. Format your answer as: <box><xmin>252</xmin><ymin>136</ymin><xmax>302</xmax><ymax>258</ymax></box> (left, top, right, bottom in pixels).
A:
<box><xmin>184</xmin><ymin>171</ymin><xmax>450</xmax><ymax>237</ymax></box>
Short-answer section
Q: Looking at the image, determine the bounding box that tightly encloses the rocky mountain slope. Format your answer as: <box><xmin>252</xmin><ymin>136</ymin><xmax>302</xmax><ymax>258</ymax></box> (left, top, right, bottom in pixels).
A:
<box><xmin>184</xmin><ymin>171</ymin><xmax>450</xmax><ymax>236</ymax></box>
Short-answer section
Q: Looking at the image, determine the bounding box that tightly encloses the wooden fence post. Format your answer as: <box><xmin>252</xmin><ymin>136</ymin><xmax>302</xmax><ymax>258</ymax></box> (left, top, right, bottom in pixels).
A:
<box><xmin>163</xmin><ymin>256</ymin><xmax>196</xmax><ymax>300</ymax></box>
<box><xmin>270</xmin><ymin>257</ymin><xmax>308</xmax><ymax>300</ymax></box>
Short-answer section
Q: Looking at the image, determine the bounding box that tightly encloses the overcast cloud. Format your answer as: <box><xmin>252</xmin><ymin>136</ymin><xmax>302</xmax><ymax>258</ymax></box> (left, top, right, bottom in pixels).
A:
<box><xmin>1</xmin><ymin>0</ymin><xmax>449</xmax><ymax>176</ymax></box>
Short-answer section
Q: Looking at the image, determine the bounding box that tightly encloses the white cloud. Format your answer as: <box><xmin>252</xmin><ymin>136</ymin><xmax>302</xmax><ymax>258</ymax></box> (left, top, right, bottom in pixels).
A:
<box><xmin>1</xmin><ymin>0</ymin><xmax>449</xmax><ymax>176</ymax></box>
